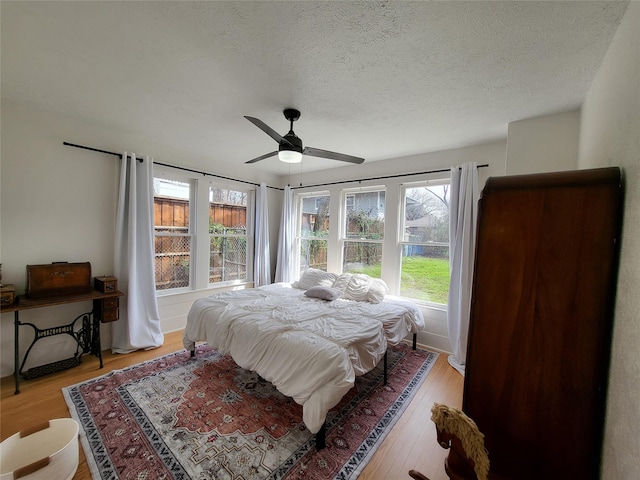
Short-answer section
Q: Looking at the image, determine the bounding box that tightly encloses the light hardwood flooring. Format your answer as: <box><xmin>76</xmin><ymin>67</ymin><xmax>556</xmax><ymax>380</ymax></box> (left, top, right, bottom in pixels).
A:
<box><xmin>1</xmin><ymin>330</ymin><xmax>463</xmax><ymax>480</ymax></box>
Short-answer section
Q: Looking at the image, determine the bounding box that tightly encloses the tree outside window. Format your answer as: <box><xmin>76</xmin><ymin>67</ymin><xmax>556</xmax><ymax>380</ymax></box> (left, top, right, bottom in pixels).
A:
<box><xmin>298</xmin><ymin>193</ymin><xmax>330</xmax><ymax>274</ymax></box>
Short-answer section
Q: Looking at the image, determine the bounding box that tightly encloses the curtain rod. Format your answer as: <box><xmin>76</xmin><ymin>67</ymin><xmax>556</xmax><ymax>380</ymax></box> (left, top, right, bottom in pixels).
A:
<box><xmin>290</xmin><ymin>163</ymin><xmax>489</xmax><ymax>190</ymax></box>
<box><xmin>63</xmin><ymin>141</ymin><xmax>284</xmax><ymax>191</ymax></box>
<box><xmin>64</xmin><ymin>141</ymin><xmax>488</xmax><ymax>192</ymax></box>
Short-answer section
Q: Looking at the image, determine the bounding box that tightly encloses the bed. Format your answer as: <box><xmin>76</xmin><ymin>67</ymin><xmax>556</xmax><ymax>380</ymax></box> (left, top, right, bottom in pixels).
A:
<box><xmin>183</xmin><ymin>270</ymin><xmax>425</xmax><ymax>447</ymax></box>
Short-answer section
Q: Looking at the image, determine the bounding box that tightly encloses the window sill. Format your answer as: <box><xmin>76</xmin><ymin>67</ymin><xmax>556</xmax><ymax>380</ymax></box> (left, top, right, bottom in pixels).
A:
<box><xmin>390</xmin><ymin>295</ymin><xmax>447</xmax><ymax>312</ymax></box>
<box><xmin>155</xmin><ymin>281</ymin><xmax>253</xmax><ymax>302</ymax></box>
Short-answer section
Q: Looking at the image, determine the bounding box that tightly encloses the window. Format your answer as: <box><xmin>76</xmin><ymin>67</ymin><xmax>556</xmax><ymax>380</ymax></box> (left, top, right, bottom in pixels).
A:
<box><xmin>153</xmin><ymin>169</ymin><xmax>254</xmax><ymax>294</ymax></box>
<box><xmin>342</xmin><ymin>188</ymin><xmax>385</xmax><ymax>278</ymax></box>
<box><xmin>209</xmin><ymin>187</ymin><xmax>249</xmax><ymax>284</ymax></box>
<box><xmin>400</xmin><ymin>182</ymin><xmax>450</xmax><ymax>304</ymax></box>
<box><xmin>297</xmin><ymin>192</ymin><xmax>330</xmax><ymax>274</ymax></box>
<box><xmin>292</xmin><ymin>175</ymin><xmax>452</xmax><ymax>307</ymax></box>
<box><xmin>153</xmin><ymin>178</ymin><xmax>192</xmax><ymax>291</ymax></box>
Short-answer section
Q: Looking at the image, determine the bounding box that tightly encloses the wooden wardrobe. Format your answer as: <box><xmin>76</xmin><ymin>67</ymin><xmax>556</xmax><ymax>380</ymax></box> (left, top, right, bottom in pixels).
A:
<box><xmin>462</xmin><ymin>167</ymin><xmax>623</xmax><ymax>479</ymax></box>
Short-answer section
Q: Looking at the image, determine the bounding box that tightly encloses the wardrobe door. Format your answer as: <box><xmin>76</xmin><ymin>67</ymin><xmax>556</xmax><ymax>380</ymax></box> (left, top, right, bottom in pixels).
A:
<box><xmin>463</xmin><ymin>168</ymin><xmax>622</xmax><ymax>480</ymax></box>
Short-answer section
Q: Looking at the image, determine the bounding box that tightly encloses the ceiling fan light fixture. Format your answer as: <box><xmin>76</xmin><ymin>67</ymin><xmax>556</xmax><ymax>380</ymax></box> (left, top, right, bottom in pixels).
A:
<box><xmin>278</xmin><ymin>149</ymin><xmax>302</xmax><ymax>163</ymax></box>
<box><xmin>244</xmin><ymin>108</ymin><xmax>364</xmax><ymax>166</ymax></box>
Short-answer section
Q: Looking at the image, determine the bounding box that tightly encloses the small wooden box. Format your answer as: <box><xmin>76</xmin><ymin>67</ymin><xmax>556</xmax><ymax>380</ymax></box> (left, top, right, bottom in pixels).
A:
<box><xmin>94</xmin><ymin>276</ymin><xmax>118</xmax><ymax>293</ymax></box>
<box><xmin>26</xmin><ymin>262</ymin><xmax>92</xmax><ymax>298</ymax></box>
<box><xmin>0</xmin><ymin>284</ymin><xmax>15</xmax><ymax>307</ymax></box>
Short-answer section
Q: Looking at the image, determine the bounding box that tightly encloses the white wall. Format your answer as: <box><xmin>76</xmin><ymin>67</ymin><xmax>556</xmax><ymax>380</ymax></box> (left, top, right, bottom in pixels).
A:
<box><xmin>506</xmin><ymin>109</ymin><xmax>580</xmax><ymax>175</ymax></box>
<box><xmin>0</xmin><ymin>100</ymin><xmax>280</xmax><ymax>378</ymax></box>
<box><xmin>578</xmin><ymin>2</ymin><xmax>640</xmax><ymax>478</ymax></box>
<box><xmin>277</xmin><ymin>140</ymin><xmax>506</xmax><ymax>191</ymax></box>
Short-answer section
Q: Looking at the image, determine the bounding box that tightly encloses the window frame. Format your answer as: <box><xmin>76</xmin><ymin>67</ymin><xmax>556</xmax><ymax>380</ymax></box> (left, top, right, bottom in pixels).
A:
<box><xmin>339</xmin><ymin>186</ymin><xmax>386</xmax><ymax>277</ymax></box>
<box><xmin>398</xmin><ymin>179</ymin><xmax>451</xmax><ymax>307</ymax></box>
<box><xmin>207</xmin><ymin>185</ymin><xmax>253</xmax><ymax>287</ymax></box>
<box><xmin>153</xmin><ymin>166</ymin><xmax>255</xmax><ymax>296</ymax></box>
<box><xmin>153</xmin><ymin>175</ymin><xmax>195</xmax><ymax>294</ymax></box>
<box><xmin>295</xmin><ymin>190</ymin><xmax>331</xmax><ymax>274</ymax></box>
<box><xmin>292</xmin><ymin>174</ymin><xmax>452</xmax><ymax>309</ymax></box>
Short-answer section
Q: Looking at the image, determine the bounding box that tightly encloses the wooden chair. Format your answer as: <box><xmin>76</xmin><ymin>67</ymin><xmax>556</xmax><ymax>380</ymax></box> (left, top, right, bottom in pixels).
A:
<box><xmin>409</xmin><ymin>403</ymin><xmax>490</xmax><ymax>480</ymax></box>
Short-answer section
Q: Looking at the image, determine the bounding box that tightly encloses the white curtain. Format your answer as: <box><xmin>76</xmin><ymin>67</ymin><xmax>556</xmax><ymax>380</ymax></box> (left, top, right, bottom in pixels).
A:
<box><xmin>253</xmin><ymin>182</ymin><xmax>271</xmax><ymax>287</ymax></box>
<box><xmin>447</xmin><ymin>162</ymin><xmax>479</xmax><ymax>375</ymax></box>
<box><xmin>275</xmin><ymin>185</ymin><xmax>295</xmax><ymax>283</ymax></box>
<box><xmin>112</xmin><ymin>153</ymin><xmax>164</xmax><ymax>354</ymax></box>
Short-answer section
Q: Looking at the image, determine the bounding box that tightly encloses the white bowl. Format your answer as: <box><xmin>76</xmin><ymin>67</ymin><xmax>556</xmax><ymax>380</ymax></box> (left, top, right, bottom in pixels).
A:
<box><xmin>0</xmin><ymin>418</ymin><xmax>79</xmax><ymax>480</ymax></box>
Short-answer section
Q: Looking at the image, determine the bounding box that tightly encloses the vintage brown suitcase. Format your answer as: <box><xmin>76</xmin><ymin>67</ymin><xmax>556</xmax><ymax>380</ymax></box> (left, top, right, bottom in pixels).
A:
<box><xmin>26</xmin><ymin>262</ymin><xmax>92</xmax><ymax>298</ymax></box>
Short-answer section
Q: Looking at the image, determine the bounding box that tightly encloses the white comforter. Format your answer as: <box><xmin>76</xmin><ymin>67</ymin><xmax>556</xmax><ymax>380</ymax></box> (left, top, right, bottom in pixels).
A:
<box><xmin>183</xmin><ymin>283</ymin><xmax>424</xmax><ymax>433</ymax></box>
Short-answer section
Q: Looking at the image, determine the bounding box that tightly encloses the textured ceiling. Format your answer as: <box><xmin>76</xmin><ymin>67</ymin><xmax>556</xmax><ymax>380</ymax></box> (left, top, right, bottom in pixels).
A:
<box><xmin>1</xmin><ymin>1</ymin><xmax>629</xmax><ymax>175</ymax></box>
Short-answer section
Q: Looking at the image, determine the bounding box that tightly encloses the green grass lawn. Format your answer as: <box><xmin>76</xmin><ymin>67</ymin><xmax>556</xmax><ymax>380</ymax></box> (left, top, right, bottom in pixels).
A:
<box><xmin>348</xmin><ymin>256</ymin><xmax>450</xmax><ymax>304</ymax></box>
<box><xmin>400</xmin><ymin>256</ymin><xmax>450</xmax><ymax>304</ymax></box>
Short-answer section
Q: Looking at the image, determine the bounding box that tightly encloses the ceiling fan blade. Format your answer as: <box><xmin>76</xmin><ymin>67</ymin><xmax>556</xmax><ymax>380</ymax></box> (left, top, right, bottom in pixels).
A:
<box><xmin>245</xmin><ymin>151</ymin><xmax>278</xmax><ymax>164</ymax></box>
<box><xmin>244</xmin><ymin>116</ymin><xmax>293</xmax><ymax>147</ymax></box>
<box><xmin>303</xmin><ymin>146</ymin><xmax>365</xmax><ymax>165</ymax></box>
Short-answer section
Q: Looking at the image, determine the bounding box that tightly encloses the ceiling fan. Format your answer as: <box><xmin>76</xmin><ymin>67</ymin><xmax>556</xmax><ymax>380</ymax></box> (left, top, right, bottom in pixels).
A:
<box><xmin>244</xmin><ymin>108</ymin><xmax>365</xmax><ymax>165</ymax></box>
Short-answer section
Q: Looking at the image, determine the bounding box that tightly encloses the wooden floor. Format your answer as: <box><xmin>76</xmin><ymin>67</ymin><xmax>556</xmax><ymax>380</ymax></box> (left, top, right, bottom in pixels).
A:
<box><xmin>0</xmin><ymin>330</ymin><xmax>463</xmax><ymax>480</ymax></box>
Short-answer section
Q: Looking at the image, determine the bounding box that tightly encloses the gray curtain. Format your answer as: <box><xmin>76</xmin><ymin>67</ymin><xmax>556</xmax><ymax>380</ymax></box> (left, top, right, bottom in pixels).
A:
<box><xmin>446</xmin><ymin>162</ymin><xmax>479</xmax><ymax>375</ymax></box>
<box><xmin>275</xmin><ymin>185</ymin><xmax>295</xmax><ymax>283</ymax></box>
<box><xmin>253</xmin><ymin>182</ymin><xmax>271</xmax><ymax>287</ymax></box>
<box><xmin>112</xmin><ymin>153</ymin><xmax>164</xmax><ymax>353</ymax></box>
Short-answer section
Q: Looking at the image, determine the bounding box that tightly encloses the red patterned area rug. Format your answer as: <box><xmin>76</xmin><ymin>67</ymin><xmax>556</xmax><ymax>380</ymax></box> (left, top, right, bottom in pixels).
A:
<box><xmin>63</xmin><ymin>343</ymin><xmax>438</xmax><ymax>480</ymax></box>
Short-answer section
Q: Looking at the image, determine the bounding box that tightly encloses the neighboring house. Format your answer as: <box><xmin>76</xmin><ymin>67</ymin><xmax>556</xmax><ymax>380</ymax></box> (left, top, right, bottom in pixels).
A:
<box><xmin>300</xmin><ymin>191</ymin><xmax>386</xmax><ymax>233</ymax></box>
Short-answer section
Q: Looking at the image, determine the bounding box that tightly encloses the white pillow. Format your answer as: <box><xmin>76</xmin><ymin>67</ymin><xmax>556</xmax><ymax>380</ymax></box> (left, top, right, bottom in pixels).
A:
<box><xmin>343</xmin><ymin>274</ymin><xmax>373</xmax><ymax>302</ymax></box>
<box><xmin>366</xmin><ymin>278</ymin><xmax>388</xmax><ymax>303</ymax></box>
<box><xmin>332</xmin><ymin>273</ymin><xmax>388</xmax><ymax>303</ymax></box>
<box><xmin>332</xmin><ymin>273</ymin><xmax>353</xmax><ymax>292</ymax></box>
<box><xmin>292</xmin><ymin>268</ymin><xmax>337</xmax><ymax>290</ymax></box>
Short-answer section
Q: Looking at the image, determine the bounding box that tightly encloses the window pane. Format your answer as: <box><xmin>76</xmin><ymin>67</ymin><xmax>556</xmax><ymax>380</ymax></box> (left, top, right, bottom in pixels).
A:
<box><xmin>299</xmin><ymin>194</ymin><xmax>330</xmax><ymax>274</ymax></box>
<box><xmin>209</xmin><ymin>188</ymin><xmax>247</xmax><ymax>229</ymax></box>
<box><xmin>346</xmin><ymin>190</ymin><xmax>385</xmax><ymax>240</ymax></box>
<box><xmin>300</xmin><ymin>239</ymin><xmax>328</xmax><ymax>272</ymax></box>
<box><xmin>404</xmin><ymin>185</ymin><xmax>449</xmax><ymax>242</ymax></box>
<box><xmin>154</xmin><ymin>178</ymin><xmax>191</xmax><ymax>291</ymax></box>
<box><xmin>400</xmin><ymin>245</ymin><xmax>450</xmax><ymax>303</ymax></box>
<box><xmin>342</xmin><ymin>241</ymin><xmax>382</xmax><ymax>277</ymax></box>
<box><xmin>301</xmin><ymin>195</ymin><xmax>330</xmax><ymax>237</ymax></box>
<box><xmin>154</xmin><ymin>179</ymin><xmax>190</xmax><ymax>229</ymax></box>
<box><xmin>209</xmin><ymin>187</ymin><xmax>248</xmax><ymax>284</ymax></box>
<box><xmin>401</xmin><ymin>183</ymin><xmax>450</xmax><ymax>304</ymax></box>
<box><xmin>154</xmin><ymin>235</ymin><xmax>191</xmax><ymax>290</ymax></box>
<box><xmin>342</xmin><ymin>189</ymin><xmax>384</xmax><ymax>278</ymax></box>
<box><xmin>210</xmin><ymin>232</ymin><xmax>247</xmax><ymax>283</ymax></box>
